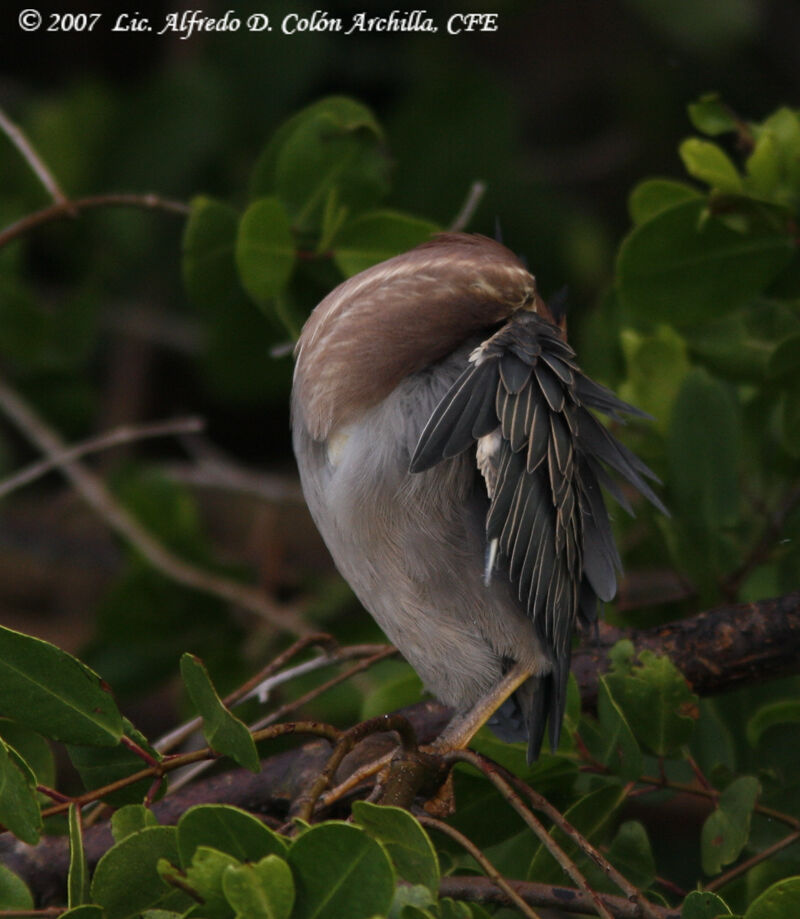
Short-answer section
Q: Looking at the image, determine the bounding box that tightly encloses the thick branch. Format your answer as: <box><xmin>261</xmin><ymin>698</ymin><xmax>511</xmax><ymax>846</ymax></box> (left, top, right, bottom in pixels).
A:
<box><xmin>3</xmin><ymin>593</ymin><xmax>797</xmax><ymax>904</ymax></box>
<box><xmin>573</xmin><ymin>590</ymin><xmax>800</xmax><ymax>710</ymax></box>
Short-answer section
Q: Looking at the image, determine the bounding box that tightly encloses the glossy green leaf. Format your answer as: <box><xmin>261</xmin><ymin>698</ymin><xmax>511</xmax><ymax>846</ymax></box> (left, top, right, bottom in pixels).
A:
<box><xmin>68</xmin><ymin>720</ymin><xmax>165</xmax><ymax>807</ymax></box>
<box><xmin>223</xmin><ymin>855</ymin><xmax>295</xmax><ymax>919</ymax></box>
<box><xmin>180</xmin><ymin>654</ymin><xmax>260</xmax><ymax>773</ymax></box>
<box><xmin>68</xmin><ymin>803</ymin><xmax>90</xmax><ymax>907</ymax></box>
<box><xmin>177</xmin><ymin>804</ymin><xmax>287</xmax><ymax>868</ymax></box>
<box><xmin>580</xmin><ymin>677</ymin><xmax>643</xmax><ymax>781</ymax></box>
<box><xmin>688</xmin><ymin>95</ymin><xmax>739</xmax><ymax>136</ymax></box>
<box><xmin>607</xmin><ymin>821</ymin><xmax>656</xmax><ymax>891</ymax></box>
<box><xmin>251</xmin><ymin>96</ymin><xmax>390</xmax><ymax>232</ymax></box>
<box><xmin>235</xmin><ymin>197</ymin><xmax>296</xmax><ymax>306</ymax></box>
<box><xmin>332</xmin><ymin>210</ymin><xmax>439</xmax><ymax>276</ymax></box>
<box><xmin>0</xmin><ymin>738</ymin><xmax>42</xmax><ymax>844</ymax></box>
<box><xmin>0</xmin><ymin>864</ymin><xmax>34</xmax><ymax>910</ymax></box>
<box><xmin>628</xmin><ymin>178</ymin><xmax>701</xmax><ymax>225</ymax></box>
<box><xmin>701</xmin><ymin>776</ymin><xmax>760</xmax><ymax>875</ymax></box>
<box><xmin>0</xmin><ymin>625</ymin><xmax>123</xmax><ymax>746</ymax></box>
<box><xmin>605</xmin><ymin>651</ymin><xmax>699</xmax><ymax>756</ymax></box>
<box><xmin>352</xmin><ymin>801</ymin><xmax>440</xmax><ymax>895</ymax></box>
<box><xmin>288</xmin><ymin>822</ymin><xmax>395</xmax><ymax>919</ymax></box>
<box><xmin>682</xmin><ymin>889</ymin><xmax>733</xmax><ymax>918</ymax></box>
<box><xmin>91</xmin><ymin>826</ymin><xmax>181</xmax><ymax>919</ymax></box>
<box><xmin>744</xmin><ymin>877</ymin><xmax>800</xmax><ymax>918</ymax></box>
<box><xmin>679</xmin><ymin>138</ymin><xmax>742</xmax><ymax>193</ymax></box>
<box><xmin>618</xmin><ymin>325</ymin><xmax>690</xmax><ymax>432</ymax></box>
<box><xmin>180</xmin><ymin>846</ymin><xmax>240</xmax><ymax>917</ymax></box>
<box><xmin>617</xmin><ymin>199</ymin><xmax>794</xmax><ymax>326</ymax></box>
<box><xmin>111</xmin><ymin>804</ymin><xmax>159</xmax><ymax>843</ymax></box>
<box><xmin>526</xmin><ymin>783</ymin><xmax>626</xmax><ymax>883</ymax></box>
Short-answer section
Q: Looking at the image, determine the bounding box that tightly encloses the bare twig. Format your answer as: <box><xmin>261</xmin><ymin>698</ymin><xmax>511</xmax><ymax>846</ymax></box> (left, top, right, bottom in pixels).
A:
<box><xmin>0</xmin><ymin>416</ymin><xmax>204</xmax><ymax>499</ymax></box>
<box><xmin>0</xmin><ymin>192</ymin><xmax>190</xmax><ymax>250</ymax></box>
<box><xmin>449</xmin><ymin>180</ymin><xmax>487</xmax><ymax>232</ymax></box>
<box><xmin>447</xmin><ymin>750</ymin><xmax>617</xmax><ymax>919</ymax></box>
<box><xmin>0</xmin><ymin>376</ymin><xmax>308</xmax><ymax>635</ymax></box>
<box><xmin>438</xmin><ymin>876</ymin><xmax>681</xmax><ymax>919</ymax></box>
<box><xmin>0</xmin><ymin>105</ymin><xmax>70</xmax><ymax>206</ymax></box>
<box><xmin>418</xmin><ymin>814</ymin><xmax>543</xmax><ymax>919</ymax></box>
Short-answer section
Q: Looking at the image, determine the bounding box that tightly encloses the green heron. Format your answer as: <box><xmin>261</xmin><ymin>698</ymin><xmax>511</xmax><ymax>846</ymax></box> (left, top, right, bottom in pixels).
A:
<box><xmin>292</xmin><ymin>233</ymin><xmax>664</xmax><ymax>762</ymax></box>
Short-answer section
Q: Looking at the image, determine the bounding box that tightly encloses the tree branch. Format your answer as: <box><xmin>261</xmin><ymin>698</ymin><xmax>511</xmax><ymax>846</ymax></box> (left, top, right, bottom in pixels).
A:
<box><xmin>0</xmin><ymin>376</ymin><xmax>308</xmax><ymax>636</ymax></box>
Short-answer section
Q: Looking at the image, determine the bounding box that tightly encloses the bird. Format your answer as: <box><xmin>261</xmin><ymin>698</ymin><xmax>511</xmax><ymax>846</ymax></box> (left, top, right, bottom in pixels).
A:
<box><xmin>291</xmin><ymin>232</ymin><xmax>664</xmax><ymax>762</ymax></box>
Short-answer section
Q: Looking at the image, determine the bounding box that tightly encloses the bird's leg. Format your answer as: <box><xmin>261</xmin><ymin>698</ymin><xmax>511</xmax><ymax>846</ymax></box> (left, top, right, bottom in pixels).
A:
<box><xmin>429</xmin><ymin>660</ymin><xmax>533</xmax><ymax>753</ymax></box>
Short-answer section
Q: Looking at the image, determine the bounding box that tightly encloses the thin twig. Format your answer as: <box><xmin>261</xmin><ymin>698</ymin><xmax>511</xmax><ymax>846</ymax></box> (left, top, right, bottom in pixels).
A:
<box><xmin>0</xmin><ymin>192</ymin><xmax>190</xmax><ymax>250</ymax></box>
<box><xmin>704</xmin><ymin>830</ymin><xmax>800</xmax><ymax>892</ymax></box>
<box><xmin>0</xmin><ymin>376</ymin><xmax>308</xmax><ymax>635</ymax></box>
<box><xmin>504</xmin><ymin>769</ymin><xmax>662</xmax><ymax>919</ymax></box>
<box><xmin>448</xmin><ymin>750</ymin><xmax>617</xmax><ymax>919</ymax></box>
<box><xmin>449</xmin><ymin>180</ymin><xmax>487</xmax><ymax>232</ymax></box>
<box><xmin>0</xmin><ymin>105</ymin><xmax>70</xmax><ymax>206</ymax></box>
<box><xmin>418</xmin><ymin>814</ymin><xmax>543</xmax><ymax>919</ymax></box>
<box><xmin>0</xmin><ymin>416</ymin><xmax>204</xmax><ymax>499</ymax></box>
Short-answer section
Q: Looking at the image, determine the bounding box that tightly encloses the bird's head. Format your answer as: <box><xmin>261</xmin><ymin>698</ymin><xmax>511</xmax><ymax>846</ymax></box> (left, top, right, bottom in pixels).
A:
<box><xmin>292</xmin><ymin>233</ymin><xmax>557</xmax><ymax>441</ymax></box>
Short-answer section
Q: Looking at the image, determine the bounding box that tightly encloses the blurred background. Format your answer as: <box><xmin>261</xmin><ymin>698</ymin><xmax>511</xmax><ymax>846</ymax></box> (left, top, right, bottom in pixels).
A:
<box><xmin>0</xmin><ymin>0</ymin><xmax>798</xmax><ymax>732</ymax></box>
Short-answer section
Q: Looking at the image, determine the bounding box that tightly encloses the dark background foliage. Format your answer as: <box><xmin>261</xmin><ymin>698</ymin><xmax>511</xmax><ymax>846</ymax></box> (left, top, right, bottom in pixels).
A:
<box><xmin>1</xmin><ymin>3</ymin><xmax>800</xmax><ymax>915</ymax></box>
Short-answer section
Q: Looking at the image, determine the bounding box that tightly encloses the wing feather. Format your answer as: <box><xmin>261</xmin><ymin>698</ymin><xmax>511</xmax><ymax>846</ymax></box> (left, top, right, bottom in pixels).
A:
<box><xmin>410</xmin><ymin>309</ymin><xmax>665</xmax><ymax>760</ymax></box>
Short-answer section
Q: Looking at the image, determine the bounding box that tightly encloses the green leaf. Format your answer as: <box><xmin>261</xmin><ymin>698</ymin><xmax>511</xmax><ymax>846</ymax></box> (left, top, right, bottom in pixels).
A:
<box><xmin>604</xmin><ymin>651</ymin><xmax>699</xmax><ymax>757</ymax></box>
<box><xmin>767</xmin><ymin>332</ymin><xmax>800</xmax><ymax>381</ymax></box>
<box><xmin>235</xmin><ymin>197</ymin><xmax>296</xmax><ymax>307</ymax></box>
<box><xmin>780</xmin><ymin>387</ymin><xmax>800</xmax><ymax>456</ymax></box>
<box><xmin>332</xmin><ymin>210</ymin><xmax>440</xmax><ymax>276</ymax></box>
<box><xmin>682</xmin><ymin>889</ymin><xmax>733</xmax><ymax>918</ymax></box>
<box><xmin>688</xmin><ymin>95</ymin><xmax>739</xmax><ymax>136</ymax></box>
<box><xmin>352</xmin><ymin>801</ymin><xmax>440</xmax><ymax>896</ymax></box>
<box><xmin>580</xmin><ymin>678</ymin><xmax>643</xmax><ymax>781</ymax></box>
<box><xmin>618</xmin><ymin>325</ymin><xmax>690</xmax><ymax>432</ymax></box>
<box><xmin>744</xmin><ymin>877</ymin><xmax>800</xmax><ymax>918</ymax></box>
<box><xmin>251</xmin><ymin>96</ymin><xmax>391</xmax><ymax>232</ymax></box>
<box><xmin>526</xmin><ymin>784</ymin><xmax>626</xmax><ymax>883</ymax></box>
<box><xmin>607</xmin><ymin>821</ymin><xmax>655</xmax><ymax>891</ymax></box>
<box><xmin>0</xmin><ymin>738</ymin><xmax>42</xmax><ymax>844</ymax></box>
<box><xmin>0</xmin><ymin>719</ymin><xmax>54</xmax><ymax>787</ymax></box>
<box><xmin>182</xmin><ymin>196</ymin><xmax>246</xmax><ymax>313</ymax></box>
<box><xmin>180</xmin><ymin>654</ymin><xmax>260</xmax><ymax>773</ymax></box>
<box><xmin>91</xmin><ymin>826</ymin><xmax>181</xmax><ymax>919</ymax></box>
<box><xmin>68</xmin><ymin>720</ymin><xmax>165</xmax><ymax>808</ymax></box>
<box><xmin>679</xmin><ymin>138</ymin><xmax>742</xmax><ymax>193</ymax></box>
<box><xmin>701</xmin><ymin>776</ymin><xmax>760</xmax><ymax>875</ymax></box>
<box><xmin>179</xmin><ymin>846</ymin><xmax>239</xmax><ymax>917</ymax></box>
<box><xmin>60</xmin><ymin>909</ymin><xmax>105</xmax><ymax>919</ymax></box>
<box><xmin>223</xmin><ymin>856</ymin><xmax>295</xmax><ymax>919</ymax></box>
<box><xmin>287</xmin><ymin>822</ymin><xmax>395</xmax><ymax>919</ymax></box>
<box><xmin>747</xmin><ymin>700</ymin><xmax>800</xmax><ymax>748</ymax></box>
<box><xmin>667</xmin><ymin>368</ymin><xmax>741</xmax><ymax>580</ymax></box>
<box><xmin>68</xmin><ymin>803</ymin><xmax>90</xmax><ymax>907</ymax></box>
<box><xmin>0</xmin><ymin>625</ymin><xmax>123</xmax><ymax>746</ymax></box>
<box><xmin>628</xmin><ymin>178</ymin><xmax>702</xmax><ymax>225</ymax></box>
<box><xmin>111</xmin><ymin>804</ymin><xmax>159</xmax><ymax>842</ymax></box>
<box><xmin>0</xmin><ymin>864</ymin><xmax>34</xmax><ymax>910</ymax></box>
<box><xmin>177</xmin><ymin>804</ymin><xmax>287</xmax><ymax>868</ymax></box>
<box><xmin>616</xmin><ymin>199</ymin><xmax>794</xmax><ymax>327</ymax></box>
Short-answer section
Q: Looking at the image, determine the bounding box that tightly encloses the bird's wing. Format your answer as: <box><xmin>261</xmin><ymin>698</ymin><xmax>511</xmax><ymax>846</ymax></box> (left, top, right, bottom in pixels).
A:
<box><xmin>411</xmin><ymin>309</ymin><xmax>664</xmax><ymax>651</ymax></box>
